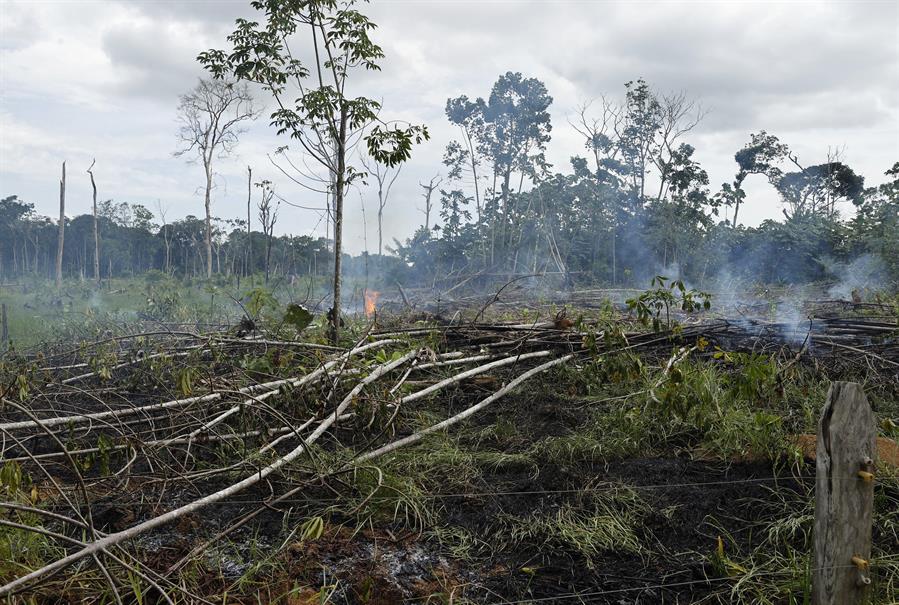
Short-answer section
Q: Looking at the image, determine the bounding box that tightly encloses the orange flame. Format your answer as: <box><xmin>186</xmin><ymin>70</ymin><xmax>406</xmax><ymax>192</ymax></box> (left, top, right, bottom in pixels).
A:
<box><xmin>364</xmin><ymin>290</ymin><xmax>380</xmax><ymax>318</ymax></box>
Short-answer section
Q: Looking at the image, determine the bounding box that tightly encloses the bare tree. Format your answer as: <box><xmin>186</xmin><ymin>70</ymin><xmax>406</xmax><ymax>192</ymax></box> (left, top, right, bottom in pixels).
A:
<box><xmin>361</xmin><ymin>155</ymin><xmax>401</xmax><ymax>257</ymax></box>
<box><xmin>175</xmin><ymin>78</ymin><xmax>257</xmax><ymax>279</ymax></box>
<box><xmin>256</xmin><ymin>180</ymin><xmax>279</xmax><ymax>285</ymax></box>
<box><xmin>55</xmin><ymin>161</ymin><xmax>65</xmax><ymax>289</ymax></box>
<box><xmin>419</xmin><ymin>174</ymin><xmax>442</xmax><ymax>231</ymax></box>
<box><xmin>569</xmin><ymin>96</ymin><xmax>622</xmax><ymax>174</ymax></box>
<box><xmin>153</xmin><ymin>200</ymin><xmax>172</xmax><ymax>275</ymax></box>
<box><xmin>246</xmin><ymin>166</ymin><xmax>253</xmax><ymax>280</ymax></box>
<box><xmin>87</xmin><ymin>159</ymin><xmax>100</xmax><ymax>284</ymax></box>
<box><xmin>650</xmin><ymin>91</ymin><xmax>706</xmax><ymax>203</ymax></box>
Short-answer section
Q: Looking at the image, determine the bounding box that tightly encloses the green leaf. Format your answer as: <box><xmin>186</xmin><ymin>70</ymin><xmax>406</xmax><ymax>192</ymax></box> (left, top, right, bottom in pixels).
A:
<box><xmin>283</xmin><ymin>303</ymin><xmax>314</xmax><ymax>332</ymax></box>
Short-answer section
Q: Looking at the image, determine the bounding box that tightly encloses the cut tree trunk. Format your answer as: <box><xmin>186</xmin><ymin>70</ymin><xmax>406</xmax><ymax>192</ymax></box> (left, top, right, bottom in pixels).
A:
<box><xmin>812</xmin><ymin>381</ymin><xmax>876</xmax><ymax>605</ymax></box>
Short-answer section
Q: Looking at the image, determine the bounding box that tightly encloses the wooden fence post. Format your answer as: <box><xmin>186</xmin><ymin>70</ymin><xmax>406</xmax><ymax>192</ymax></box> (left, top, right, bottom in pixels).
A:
<box><xmin>813</xmin><ymin>381</ymin><xmax>876</xmax><ymax>605</ymax></box>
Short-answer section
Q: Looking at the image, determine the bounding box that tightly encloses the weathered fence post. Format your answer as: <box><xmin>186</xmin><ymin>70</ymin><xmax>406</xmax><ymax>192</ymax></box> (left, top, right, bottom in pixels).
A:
<box><xmin>813</xmin><ymin>381</ymin><xmax>876</xmax><ymax>605</ymax></box>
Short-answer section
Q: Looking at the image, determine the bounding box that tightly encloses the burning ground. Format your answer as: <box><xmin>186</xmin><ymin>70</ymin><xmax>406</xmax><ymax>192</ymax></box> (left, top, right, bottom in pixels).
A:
<box><xmin>0</xmin><ymin>290</ymin><xmax>897</xmax><ymax>604</ymax></box>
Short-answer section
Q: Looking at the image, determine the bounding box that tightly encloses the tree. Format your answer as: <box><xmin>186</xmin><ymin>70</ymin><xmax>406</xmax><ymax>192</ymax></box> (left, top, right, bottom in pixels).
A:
<box><xmin>775</xmin><ymin>161</ymin><xmax>865</xmax><ymax>219</ymax></box>
<box><xmin>570</xmin><ymin>96</ymin><xmax>623</xmax><ymax>180</ymax></box>
<box><xmin>55</xmin><ymin>161</ymin><xmax>65</xmax><ymax>289</ymax></box>
<box><xmin>446</xmin><ymin>72</ymin><xmax>553</xmax><ymax>260</ymax></box>
<box><xmin>361</xmin><ymin>153</ymin><xmax>401</xmax><ymax>257</ymax></box>
<box><xmin>87</xmin><ymin>159</ymin><xmax>100</xmax><ymax>284</ymax></box>
<box><xmin>256</xmin><ymin>180</ymin><xmax>279</xmax><ymax>284</ymax></box>
<box><xmin>155</xmin><ymin>201</ymin><xmax>172</xmax><ymax>275</ymax></box>
<box><xmin>199</xmin><ymin>0</ymin><xmax>428</xmax><ymax>343</ymax></box>
<box><xmin>419</xmin><ymin>174</ymin><xmax>442</xmax><ymax>231</ymax></box>
<box><xmin>616</xmin><ymin>80</ymin><xmax>704</xmax><ymax>207</ymax></box>
<box><xmin>719</xmin><ymin>131</ymin><xmax>790</xmax><ymax>226</ymax></box>
<box><xmin>0</xmin><ymin>196</ymin><xmax>34</xmax><ymax>279</ymax></box>
<box><xmin>175</xmin><ymin>78</ymin><xmax>257</xmax><ymax>279</ymax></box>
<box><xmin>246</xmin><ymin>166</ymin><xmax>253</xmax><ymax>279</ymax></box>
<box><xmin>851</xmin><ymin>162</ymin><xmax>898</xmax><ymax>278</ymax></box>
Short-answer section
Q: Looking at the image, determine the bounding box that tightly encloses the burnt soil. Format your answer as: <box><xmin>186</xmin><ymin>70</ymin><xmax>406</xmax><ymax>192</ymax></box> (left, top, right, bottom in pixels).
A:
<box><xmin>111</xmin><ymin>389</ymin><xmax>825</xmax><ymax>605</ymax></box>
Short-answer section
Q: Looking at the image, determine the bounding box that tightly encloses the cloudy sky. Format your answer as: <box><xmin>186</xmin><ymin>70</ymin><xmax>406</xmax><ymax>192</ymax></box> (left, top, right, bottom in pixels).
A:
<box><xmin>1</xmin><ymin>0</ymin><xmax>897</xmax><ymax>253</ymax></box>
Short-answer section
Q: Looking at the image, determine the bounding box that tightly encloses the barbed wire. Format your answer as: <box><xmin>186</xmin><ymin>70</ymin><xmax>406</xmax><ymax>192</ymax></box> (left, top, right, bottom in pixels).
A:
<box><xmin>18</xmin><ymin>471</ymin><xmax>897</xmax><ymax>508</ymax></box>
<box><xmin>402</xmin><ymin>563</ymin><xmax>888</xmax><ymax>604</ymax></box>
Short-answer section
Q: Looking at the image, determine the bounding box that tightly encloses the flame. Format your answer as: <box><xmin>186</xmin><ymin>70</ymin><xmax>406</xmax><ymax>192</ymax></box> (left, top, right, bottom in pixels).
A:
<box><xmin>364</xmin><ymin>290</ymin><xmax>380</xmax><ymax>318</ymax></box>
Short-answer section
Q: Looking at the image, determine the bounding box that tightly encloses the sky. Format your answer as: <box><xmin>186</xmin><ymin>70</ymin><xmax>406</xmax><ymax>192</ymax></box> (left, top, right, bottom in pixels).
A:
<box><xmin>1</xmin><ymin>0</ymin><xmax>897</xmax><ymax>254</ymax></box>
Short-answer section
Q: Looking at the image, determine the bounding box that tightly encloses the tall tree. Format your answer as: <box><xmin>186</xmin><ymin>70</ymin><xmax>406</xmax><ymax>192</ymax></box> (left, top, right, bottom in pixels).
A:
<box><xmin>447</xmin><ymin>72</ymin><xmax>553</xmax><ymax>240</ymax></box>
<box><xmin>256</xmin><ymin>180</ymin><xmax>279</xmax><ymax>285</ymax></box>
<box><xmin>419</xmin><ymin>174</ymin><xmax>442</xmax><ymax>231</ymax></box>
<box><xmin>246</xmin><ymin>166</ymin><xmax>253</xmax><ymax>279</ymax></box>
<box><xmin>175</xmin><ymin>78</ymin><xmax>257</xmax><ymax>279</ymax></box>
<box><xmin>199</xmin><ymin>0</ymin><xmax>428</xmax><ymax>343</ymax></box>
<box><xmin>155</xmin><ymin>200</ymin><xmax>172</xmax><ymax>275</ymax></box>
<box><xmin>361</xmin><ymin>154</ymin><xmax>401</xmax><ymax>257</ymax></box>
<box><xmin>87</xmin><ymin>159</ymin><xmax>100</xmax><ymax>284</ymax></box>
<box><xmin>775</xmin><ymin>160</ymin><xmax>865</xmax><ymax>220</ymax></box>
<box><xmin>55</xmin><ymin>161</ymin><xmax>65</xmax><ymax>289</ymax></box>
<box><xmin>718</xmin><ymin>131</ymin><xmax>790</xmax><ymax>226</ymax></box>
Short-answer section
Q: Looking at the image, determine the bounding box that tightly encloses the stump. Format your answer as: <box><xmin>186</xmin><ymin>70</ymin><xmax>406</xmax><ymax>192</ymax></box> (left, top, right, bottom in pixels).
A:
<box><xmin>813</xmin><ymin>381</ymin><xmax>876</xmax><ymax>605</ymax></box>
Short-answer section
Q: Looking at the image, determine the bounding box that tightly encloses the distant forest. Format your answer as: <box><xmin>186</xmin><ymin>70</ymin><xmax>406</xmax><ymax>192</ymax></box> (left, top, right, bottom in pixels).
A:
<box><xmin>2</xmin><ymin>77</ymin><xmax>897</xmax><ymax>289</ymax></box>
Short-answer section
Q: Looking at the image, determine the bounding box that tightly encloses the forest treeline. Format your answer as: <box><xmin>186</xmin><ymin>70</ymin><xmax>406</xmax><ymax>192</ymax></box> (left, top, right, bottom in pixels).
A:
<box><xmin>2</xmin><ymin>76</ymin><xmax>897</xmax><ymax>289</ymax></box>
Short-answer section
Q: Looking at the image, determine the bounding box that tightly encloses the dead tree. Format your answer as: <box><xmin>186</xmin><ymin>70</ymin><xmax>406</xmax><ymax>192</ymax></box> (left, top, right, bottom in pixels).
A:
<box><xmin>246</xmin><ymin>166</ymin><xmax>253</xmax><ymax>280</ymax></box>
<box><xmin>55</xmin><ymin>161</ymin><xmax>65</xmax><ymax>289</ymax></box>
<box><xmin>175</xmin><ymin>78</ymin><xmax>257</xmax><ymax>279</ymax></box>
<box><xmin>569</xmin><ymin>96</ymin><xmax>622</xmax><ymax>174</ymax></box>
<box><xmin>87</xmin><ymin>159</ymin><xmax>100</xmax><ymax>284</ymax></box>
<box><xmin>257</xmin><ymin>180</ymin><xmax>279</xmax><ymax>285</ymax></box>
<box><xmin>419</xmin><ymin>174</ymin><xmax>442</xmax><ymax>231</ymax></box>
<box><xmin>155</xmin><ymin>201</ymin><xmax>172</xmax><ymax>276</ymax></box>
<box><xmin>361</xmin><ymin>155</ymin><xmax>401</xmax><ymax>257</ymax></box>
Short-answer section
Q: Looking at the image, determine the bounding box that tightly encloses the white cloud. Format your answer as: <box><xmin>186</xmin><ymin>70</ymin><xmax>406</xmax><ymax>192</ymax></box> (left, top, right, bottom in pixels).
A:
<box><xmin>1</xmin><ymin>0</ymin><xmax>897</xmax><ymax>253</ymax></box>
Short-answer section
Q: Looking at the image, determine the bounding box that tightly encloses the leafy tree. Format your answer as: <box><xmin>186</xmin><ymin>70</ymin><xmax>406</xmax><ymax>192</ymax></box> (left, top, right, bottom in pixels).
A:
<box><xmin>774</xmin><ymin>162</ymin><xmax>864</xmax><ymax>219</ymax></box>
<box><xmin>850</xmin><ymin>162</ymin><xmax>899</xmax><ymax>277</ymax></box>
<box><xmin>199</xmin><ymin>0</ymin><xmax>428</xmax><ymax>342</ymax></box>
<box><xmin>0</xmin><ymin>196</ymin><xmax>34</xmax><ymax>279</ymax></box>
<box><xmin>446</xmin><ymin>72</ymin><xmax>553</xmax><ymax>260</ymax></box>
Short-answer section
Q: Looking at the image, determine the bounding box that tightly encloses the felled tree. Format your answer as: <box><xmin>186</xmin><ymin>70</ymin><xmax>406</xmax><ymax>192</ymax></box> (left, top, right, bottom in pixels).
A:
<box><xmin>199</xmin><ymin>0</ymin><xmax>428</xmax><ymax>343</ymax></box>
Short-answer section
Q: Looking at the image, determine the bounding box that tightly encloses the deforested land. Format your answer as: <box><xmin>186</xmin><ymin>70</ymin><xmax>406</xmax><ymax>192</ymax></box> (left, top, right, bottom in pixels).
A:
<box><xmin>1</xmin><ymin>1</ymin><xmax>898</xmax><ymax>603</ymax></box>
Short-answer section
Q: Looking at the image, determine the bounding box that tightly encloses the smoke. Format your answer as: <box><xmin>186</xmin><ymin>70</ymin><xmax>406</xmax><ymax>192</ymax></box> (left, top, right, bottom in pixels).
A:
<box><xmin>824</xmin><ymin>253</ymin><xmax>887</xmax><ymax>300</ymax></box>
<box><xmin>88</xmin><ymin>289</ymin><xmax>104</xmax><ymax>310</ymax></box>
<box><xmin>771</xmin><ymin>298</ymin><xmax>809</xmax><ymax>346</ymax></box>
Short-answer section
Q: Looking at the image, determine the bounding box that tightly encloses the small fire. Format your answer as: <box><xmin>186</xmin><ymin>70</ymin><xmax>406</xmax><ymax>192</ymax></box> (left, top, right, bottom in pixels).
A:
<box><xmin>364</xmin><ymin>290</ymin><xmax>380</xmax><ymax>318</ymax></box>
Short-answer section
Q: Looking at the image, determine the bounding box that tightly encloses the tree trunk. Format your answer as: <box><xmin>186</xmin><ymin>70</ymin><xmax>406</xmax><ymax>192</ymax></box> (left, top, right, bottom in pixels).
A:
<box><xmin>246</xmin><ymin>166</ymin><xmax>253</xmax><ymax>280</ymax></box>
<box><xmin>465</xmin><ymin>130</ymin><xmax>481</xmax><ymax>221</ymax></box>
<box><xmin>203</xmin><ymin>160</ymin><xmax>213</xmax><ymax>279</ymax></box>
<box><xmin>501</xmin><ymin>170</ymin><xmax>512</xmax><ymax>257</ymax></box>
<box><xmin>55</xmin><ymin>161</ymin><xmax>66</xmax><ymax>290</ymax></box>
<box><xmin>611</xmin><ymin>227</ymin><xmax>617</xmax><ymax>285</ymax></box>
<box><xmin>329</xmin><ymin>108</ymin><xmax>348</xmax><ymax>345</ymax></box>
<box><xmin>377</xmin><ymin>202</ymin><xmax>383</xmax><ymax>258</ymax></box>
<box><xmin>88</xmin><ymin>160</ymin><xmax>100</xmax><ymax>284</ymax></box>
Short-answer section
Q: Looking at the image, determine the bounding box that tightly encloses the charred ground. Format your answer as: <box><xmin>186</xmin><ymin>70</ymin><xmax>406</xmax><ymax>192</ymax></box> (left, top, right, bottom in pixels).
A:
<box><xmin>0</xmin><ymin>290</ymin><xmax>897</xmax><ymax>604</ymax></box>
